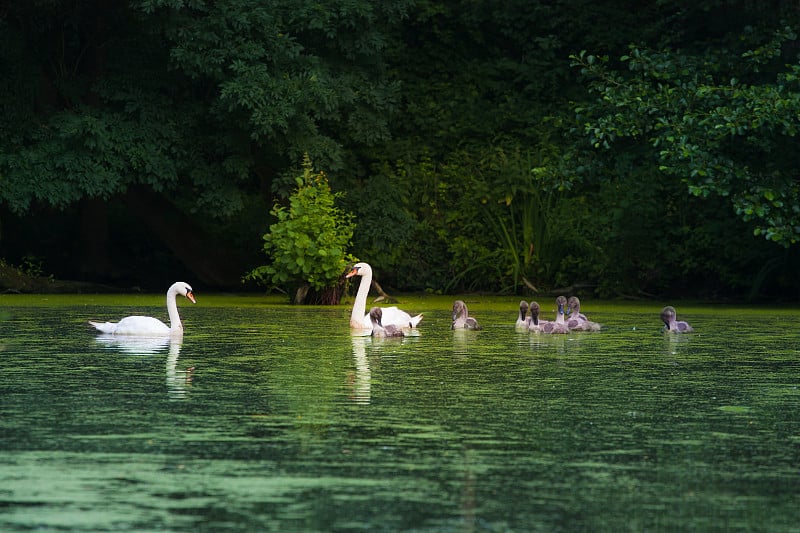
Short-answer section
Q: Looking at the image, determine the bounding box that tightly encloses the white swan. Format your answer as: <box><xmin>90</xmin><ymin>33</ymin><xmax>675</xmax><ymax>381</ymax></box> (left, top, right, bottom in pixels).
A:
<box><xmin>346</xmin><ymin>262</ymin><xmax>422</xmax><ymax>330</ymax></box>
<box><xmin>89</xmin><ymin>281</ymin><xmax>196</xmax><ymax>336</ymax></box>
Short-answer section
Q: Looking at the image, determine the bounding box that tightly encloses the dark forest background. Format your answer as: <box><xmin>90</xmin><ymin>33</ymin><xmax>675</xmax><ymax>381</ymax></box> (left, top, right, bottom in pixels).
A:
<box><xmin>2</xmin><ymin>0</ymin><xmax>800</xmax><ymax>300</ymax></box>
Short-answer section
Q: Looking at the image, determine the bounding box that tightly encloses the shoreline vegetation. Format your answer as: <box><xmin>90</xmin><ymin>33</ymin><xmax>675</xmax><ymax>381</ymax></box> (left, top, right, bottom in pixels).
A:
<box><xmin>0</xmin><ymin>262</ymin><xmax>121</xmax><ymax>294</ymax></box>
<box><xmin>2</xmin><ymin>4</ymin><xmax>800</xmax><ymax>303</ymax></box>
<box><xmin>0</xmin><ymin>263</ymin><xmax>780</xmax><ymax>307</ymax></box>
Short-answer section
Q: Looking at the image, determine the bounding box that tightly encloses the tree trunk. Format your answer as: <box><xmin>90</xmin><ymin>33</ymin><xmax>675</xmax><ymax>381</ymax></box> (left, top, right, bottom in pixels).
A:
<box><xmin>77</xmin><ymin>197</ymin><xmax>112</xmax><ymax>277</ymax></box>
<box><xmin>125</xmin><ymin>188</ymin><xmax>249</xmax><ymax>288</ymax></box>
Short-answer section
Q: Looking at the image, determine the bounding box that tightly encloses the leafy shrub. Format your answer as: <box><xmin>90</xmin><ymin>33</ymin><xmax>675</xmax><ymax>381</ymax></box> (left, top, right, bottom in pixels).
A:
<box><xmin>247</xmin><ymin>155</ymin><xmax>356</xmax><ymax>304</ymax></box>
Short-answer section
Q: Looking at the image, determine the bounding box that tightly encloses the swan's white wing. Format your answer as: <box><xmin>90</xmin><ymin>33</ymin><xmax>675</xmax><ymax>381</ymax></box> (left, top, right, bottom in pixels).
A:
<box><xmin>91</xmin><ymin>316</ymin><xmax>171</xmax><ymax>336</ymax></box>
<box><xmin>89</xmin><ymin>321</ymin><xmax>118</xmax><ymax>334</ymax></box>
<box><xmin>360</xmin><ymin>307</ymin><xmax>422</xmax><ymax>329</ymax></box>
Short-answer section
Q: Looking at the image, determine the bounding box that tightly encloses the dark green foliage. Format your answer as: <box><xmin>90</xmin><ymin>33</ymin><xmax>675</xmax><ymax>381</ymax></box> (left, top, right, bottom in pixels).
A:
<box><xmin>345</xmin><ymin>144</ymin><xmax>583</xmax><ymax>294</ymax></box>
<box><xmin>133</xmin><ymin>0</ymin><xmax>409</xmax><ymax>170</ymax></box>
<box><xmin>2</xmin><ymin>0</ymin><xmax>800</xmax><ymax>299</ymax></box>
<box><xmin>0</xmin><ymin>0</ymin><xmax>408</xmax><ymax>212</ymax></box>
<box><xmin>343</xmin><ymin>166</ymin><xmax>416</xmax><ymax>281</ymax></box>
<box><xmin>571</xmin><ymin>26</ymin><xmax>800</xmax><ymax>246</ymax></box>
<box><xmin>0</xmin><ymin>0</ymin><xmax>249</xmax><ymax>217</ymax></box>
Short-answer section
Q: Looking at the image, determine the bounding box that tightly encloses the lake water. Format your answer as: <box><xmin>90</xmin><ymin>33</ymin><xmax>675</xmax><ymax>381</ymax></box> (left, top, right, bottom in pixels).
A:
<box><xmin>1</xmin><ymin>294</ymin><xmax>799</xmax><ymax>532</ymax></box>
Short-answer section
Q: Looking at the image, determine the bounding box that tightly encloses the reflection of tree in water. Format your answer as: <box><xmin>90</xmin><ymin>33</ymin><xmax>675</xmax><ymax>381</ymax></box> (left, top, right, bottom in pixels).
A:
<box><xmin>459</xmin><ymin>450</ymin><xmax>478</xmax><ymax>531</ymax></box>
<box><xmin>0</xmin><ymin>309</ymin><xmax>10</xmax><ymax>351</ymax></box>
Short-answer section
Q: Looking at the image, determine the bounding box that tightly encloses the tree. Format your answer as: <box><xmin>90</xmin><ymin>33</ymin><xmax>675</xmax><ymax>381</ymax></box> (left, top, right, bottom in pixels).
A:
<box><xmin>0</xmin><ymin>0</ymin><xmax>407</xmax><ymax>286</ymax></box>
<box><xmin>247</xmin><ymin>155</ymin><xmax>356</xmax><ymax>304</ymax></box>
<box><xmin>3</xmin><ymin>0</ymin><xmax>800</xmax><ymax>298</ymax></box>
<box><xmin>570</xmin><ymin>26</ymin><xmax>800</xmax><ymax>245</ymax></box>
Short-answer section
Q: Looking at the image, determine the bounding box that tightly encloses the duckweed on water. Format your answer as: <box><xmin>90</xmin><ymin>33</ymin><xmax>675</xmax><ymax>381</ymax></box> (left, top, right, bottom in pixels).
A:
<box><xmin>1</xmin><ymin>294</ymin><xmax>799</xmax><ymax>531</ymax></box>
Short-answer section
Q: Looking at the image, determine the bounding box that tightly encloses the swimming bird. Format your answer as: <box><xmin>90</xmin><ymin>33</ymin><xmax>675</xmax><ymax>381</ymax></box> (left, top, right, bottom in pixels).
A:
<box><xmin>541</xmin><ymin>296</ymin><xmax>569</xmax><ymax>334</ymax></box>
<box><xmin>515</xmin><ymin>300</ymin><xmax>530</xmax><ymax>330</ymax></box>
<box><xmin>527</xmin><ymin>301</ymin><xmax>543</xmax><ymax>333</ymax></box>
<box><xmin>452</xmin><ymin>300</ymin><xmax>481</xmax><ymax>330</ymax></box>
<box><xmin>346</xmin><ymin>263</ymin><xmax>423</xmax><ymax>330</ymax></box>
<box><xmin>566</xmin><ymin>296</ymin><xmax>601</xmax><ymax>332</ymax></box>
<box><xmin>661</xmin><ymin>306</ymin><xmax>693</xmax><ymax>333</ymax></box>
<box><xmin>89</xmin><ymin>281</ymin><xmax>196</xmax><ymax>336</ymax></box>
<box><xmin>369</xmin><ymin>307</ymin><xmax>407</xmax><ymax>338</ymax></box>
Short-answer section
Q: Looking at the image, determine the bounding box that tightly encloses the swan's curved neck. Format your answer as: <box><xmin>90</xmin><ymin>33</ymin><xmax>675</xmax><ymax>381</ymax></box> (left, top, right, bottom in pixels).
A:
<box><xmin>166</xmin><ymin>287</ymin><xmax>183</xmax><ymax>332</ymax></box>
<box><xmin>350</xmin><ymin>269</ymin><xmax>372</xmax><ymax>327</ymax></box>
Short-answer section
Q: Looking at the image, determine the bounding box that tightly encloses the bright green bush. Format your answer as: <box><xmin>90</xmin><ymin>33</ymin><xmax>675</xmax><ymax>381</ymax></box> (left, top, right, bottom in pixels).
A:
<box><xmin>248</xmin><ymin>156</ymin><xmax>356</xmax><ymax>303</ymax></box>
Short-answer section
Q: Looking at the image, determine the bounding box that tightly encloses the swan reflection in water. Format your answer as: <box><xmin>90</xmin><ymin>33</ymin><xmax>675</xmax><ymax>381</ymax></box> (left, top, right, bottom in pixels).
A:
<box><xmin>93</xmin><ymin>335</ymin><xmax>194</xmax><ymax>400</ymax></box>
<box><xmin>663</xmin><ymin>329</ymin><xmax>692</xmax><ymax>357</ymax></box>
<box><xmin>527</xmin><ymin>330</ymin><xmax>568</xmax><ymax>354</ymax></box>
<box><xmin>452</xmin><ymin>327</ymin><xmax>480</xmax><ymax>358</ymax></box>
<box><xmin>349</xmin><ymin>336</ymin><xmax>372</xmax><ymax>404</ymax></box>
<box><xmin>348</xmin><ymin>326</ymin><xmax>421</xmax><ymax>403</ymax></box>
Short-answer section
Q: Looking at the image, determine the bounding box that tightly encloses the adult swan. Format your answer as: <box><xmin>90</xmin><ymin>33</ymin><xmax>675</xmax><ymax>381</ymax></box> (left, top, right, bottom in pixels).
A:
<box><xmin>89</xmin><ymin>281</ymin><xmax>196</xmax><ymax>336</ymax></box>
<box><xmin>346</xmin><ymin>263</ymin><xmax>422</xmax><ymax>330</ymax></box>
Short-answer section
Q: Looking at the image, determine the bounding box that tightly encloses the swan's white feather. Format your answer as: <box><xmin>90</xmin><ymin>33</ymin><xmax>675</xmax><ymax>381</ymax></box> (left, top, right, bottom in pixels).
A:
<box><xmin>347</xmin><ymin>263</ymin><xmax>422</xmax><ymax>330</ymax></box>
<box><xmin>88</xmin><ymin>281</ymin><xmax>195</xmax><ymax>337</ymax></box>
<box><xmin>359</xmin><ymin>306</ymin><xmax>421</xmax><ymax>329</ymax></box>
<box><xmin>89</xmin><ymin>316</ymin><xmax>170</xmax><ymax>336</ymax></box>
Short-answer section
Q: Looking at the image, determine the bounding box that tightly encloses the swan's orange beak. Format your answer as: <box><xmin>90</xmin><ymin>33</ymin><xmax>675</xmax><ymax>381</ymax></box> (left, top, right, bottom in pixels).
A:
<box><xmin>345</xmin><ymin>267</ymin><xmax>359</xmax><ymax>278</ymax></box>
<box><xmin>186</xmin><ymin>291</ymin><xmax>196</xmax><ymax>304</ymax></box>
